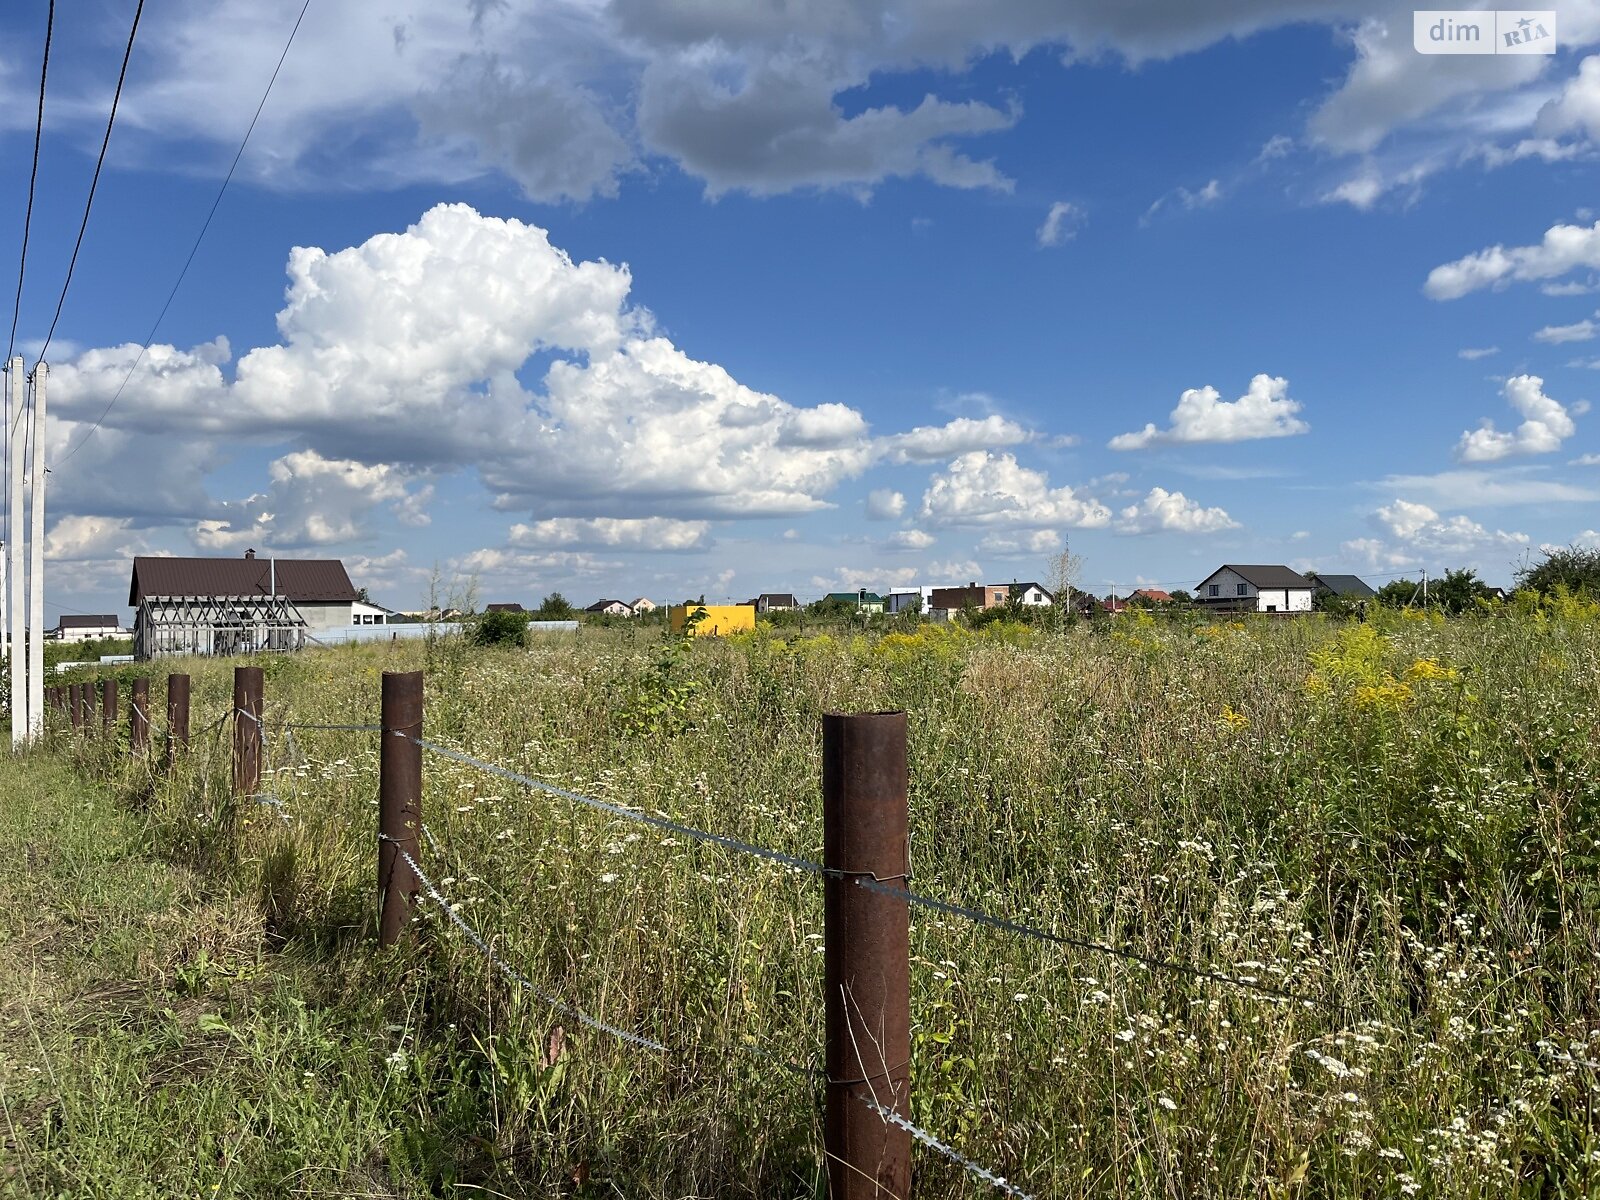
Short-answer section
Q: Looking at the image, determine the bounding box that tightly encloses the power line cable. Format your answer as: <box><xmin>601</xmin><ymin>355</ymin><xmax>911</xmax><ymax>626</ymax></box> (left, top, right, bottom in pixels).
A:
<box><xmin>5</xmin><ymin>0</ymin><xmax>53</xmax><ymax>369</ymax></box>
<box><xmin>6</xmin><ymin>0</ymin><xmax>54</xmax><ymax>538</ymax></box>
<box><xmin>54</xmin><ymin>0</ymin><xmax>312</xmax><ymax>468</ymax></box>
<box><xmin>37</xmin><ymin>0</ymin><xmax>145</xmax><ymax>365</ymax></box>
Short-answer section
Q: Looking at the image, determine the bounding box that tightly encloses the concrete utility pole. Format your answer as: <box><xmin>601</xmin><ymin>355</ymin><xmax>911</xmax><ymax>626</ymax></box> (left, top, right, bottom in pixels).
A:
<box><xmin>27</xmin><ymin>362</ymin><xmax>45</xmax><ymax>742</ymax></box>
<box><xmin>7</xmin><ymin>357</ymin><xmax>26</xmax><ymax>747</ymax></box>
<box><xmin>2</xmin><ymin>358</ymin><xmax>11</xmax><ymax>666</ymax></box>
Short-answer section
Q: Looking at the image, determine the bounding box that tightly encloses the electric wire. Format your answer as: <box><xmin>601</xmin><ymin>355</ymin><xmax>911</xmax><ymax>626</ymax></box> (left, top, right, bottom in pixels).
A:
<box><xmin>36</xmin><ymin>0</ymin><xmax>145</xmax><ymax>365</ymax></box>
<box><xmin>5</xmin><ymin>0</ymin><xmax>53</xmax><ymax>369</ymax></box>
<box><xmin>53</xmin><ymin>0</ymin><xmax>312</xmax><ymax>467</ymax></box>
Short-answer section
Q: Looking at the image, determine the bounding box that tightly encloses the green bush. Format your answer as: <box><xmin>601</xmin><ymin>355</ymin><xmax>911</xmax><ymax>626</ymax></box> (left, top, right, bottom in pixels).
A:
<box><xmin>470</xmin><ymin>608</ymin><xmax>530</xmax><ymax>647</ymax></box>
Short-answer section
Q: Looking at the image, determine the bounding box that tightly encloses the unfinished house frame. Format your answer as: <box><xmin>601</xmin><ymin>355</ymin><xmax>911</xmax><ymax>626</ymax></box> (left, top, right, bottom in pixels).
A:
<box><xmin>134</xmin><ymin>594</ymin><xmax>307</xmax><ymax>661</ymax></box>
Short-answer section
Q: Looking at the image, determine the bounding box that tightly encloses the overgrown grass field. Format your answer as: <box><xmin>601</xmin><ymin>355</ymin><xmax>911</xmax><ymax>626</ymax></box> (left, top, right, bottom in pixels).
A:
<box><xmin>5</xmin><ymin>605</ymin><xmax>1600</xmax><ymax>1197</ymax></box>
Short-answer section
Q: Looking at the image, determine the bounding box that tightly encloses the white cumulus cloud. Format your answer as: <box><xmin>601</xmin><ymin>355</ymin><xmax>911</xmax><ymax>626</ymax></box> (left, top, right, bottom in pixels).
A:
<box><xmin>1425</xmin><ymin>220</ymin><xmax>1600</xmax><ymax>300</ymax></box>
<box><xmin>919</xmin><ymin>452</ymin><xmax>1110</xmax><ymax>529</ymax></box>
<box><xmin>1456</xmin><ymin>375</ymin><xmax>1577</xmax><ymax>462</ymax></box>
<box><xmin>1109</xmin><ymin>374</ymin><xmax>1308</xmax><ymax>449</ymax></box>
<box><xmin>1115</xmin><ymin>487</ymin><xmax>1239</xmax><ymax>535</ymax></box>
<box><xmin>881</xmin><ymin>415</ymin><xmax>1032</xmax><ymax>463</ymax></box>
<box><xmin>865</xmin><ymin>489</ymin><xmax>906</xmax><ymax>520</ymax></box>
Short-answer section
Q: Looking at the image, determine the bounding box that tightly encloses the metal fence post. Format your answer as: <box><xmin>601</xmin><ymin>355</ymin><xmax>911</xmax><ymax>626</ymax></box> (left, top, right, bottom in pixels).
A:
<box><xmin>232</xmin><ymin>665</ymin><xmax>263</xmax><ymax>798</ymax></box>
<box><xmin>70</xmin><ymin>684</ymin><xmax>85</xmax><ymax>734</ymax></box>
<box><xmin>378</xmin><ymin>670</ymin><xmax>423</xmax><ymax>946</ymax></box>
<box><xmin>84</xmin><ymin>682</ymin><xmax>98</xmax><ymax>734</ymax></box>
<box><xmin>822</xmin><ymin>711</ymin><xmax>912</xmax><ymax>1199</ymax></box>
<box><xmin>101</xmin><ymin>679</ymin><xmax>118</xmax><ymax>738</ymax></box>
<box><xmin>130</xmin><ymin>677</ymin><xmax>149</xmax><ymax>756</ymax></box>
<box><xmin>165</xmin><ymin>673</ymin><xmax>190</xmax><ymax>768</ymax></box>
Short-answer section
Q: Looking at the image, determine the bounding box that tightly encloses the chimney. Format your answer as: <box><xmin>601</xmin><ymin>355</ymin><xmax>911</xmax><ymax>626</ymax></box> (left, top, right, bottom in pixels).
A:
<box><xmin>244</xmin><ymin>548</ymin><xmax>256</xmax><ymax>560</ymax></box>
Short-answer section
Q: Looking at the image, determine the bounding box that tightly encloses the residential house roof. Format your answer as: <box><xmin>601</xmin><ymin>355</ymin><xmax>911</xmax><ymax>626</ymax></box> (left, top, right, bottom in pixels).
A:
<box><xmin>1102</xmin><ymin>596</ymin><xmax>1129</xmax><ymax>613</ymax></box>
<box><xmin>585</xmin><ymin>598</ymin><xmax>631</xmax><ymax>613</ymax></box>
<box><xmin>824</xmin><ymin>591</ymin><xmax>883</xmax><ymax>605</ymax></box>
<box><xmin>485</xmin><ymin>602</ymin><xmax>525</xmax><ymax>613</ymax></box>
<box><xmin>1131</xmin><ymin>588</ymin><xmax>1172</xmax><ymax>603</ymax></box>
<box><xmin>757</xmin><ymin>592</ymin><xmax>799</xmax><ymax>607</ymax></box>
<box><xmin>1200</xmin><ymin>564</ymin><xmax>1314</xmax><ymax>590</ymax></box>
<box><xmin>57</xmin><ymin>614</ymin><xmax>122</xmax><ymax>630</ymax></box>
<box><xmin>129</xmin><ymin>555</ymin><xmax>358</xmax><ymax>606</ymax></box>
<box><xmin>1308</xmin><ymin>573</ymin><xmax>1376</xmax><ymax>598</ymax></box>
<box><xmin>1012</xmin><ymin>581</ymin><xmax>1055</xmax><ymax>598</ymax></box>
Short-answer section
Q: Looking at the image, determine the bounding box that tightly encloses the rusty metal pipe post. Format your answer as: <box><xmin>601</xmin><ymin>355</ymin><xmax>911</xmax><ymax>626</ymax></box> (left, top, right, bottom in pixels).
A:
<box><xmin>378</xmin><ymin>671</ymin><xmax>423</xmax><ymax>946</ymax></box>
<box><xmin>232</xmin><ymin>666</ymin><xmax>264</xmax><ymax>798</ymax></box>
<box><xmin>83</xmin><ymin>682</ymin><xmax>99</xmax><ymax>735</ymax></box>
<box><xmin>130</xmin><ymin>677</ymin><xmax>150</xmax><ymax>756</ymax></box>
<box><xmin>165</xmin><ymin>673</ymin><xmax>190</xmax><ymax>769</ymax></box>
<box><xmin>101</xmin><ymin>679</ymin><xmax>118</xmax><ymax>738</ymax></box>
<box><xmin>822</xmin><ymin>711</ymin><xmax>912</xmax><ymax>1200</ymax></box>
<box><xmin>69</xmin><ymin>684</ymin><xmax>85</xmax><ymax>734</ymax></box>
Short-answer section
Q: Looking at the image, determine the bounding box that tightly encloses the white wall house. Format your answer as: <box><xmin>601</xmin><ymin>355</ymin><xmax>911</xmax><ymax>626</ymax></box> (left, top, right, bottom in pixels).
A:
<box><xmin>1009</xmin><ymin>582</ymin><xmax>1055</xmax><ymax>607</ymax></box>
<box><xmin>1195</xmin><ymin>565</ymin><xmax>1314</xmax><ymax>614</ymax></box>
<box><xmin>49</xmin><ymin>614</ymin><xmax>127</xmax><ymax>642</ymax></box>
<box><xmin>885</xmin><ymin>586</ymin><xmax>936</xmax><ymax>615</ymax></box>
<box><xmin>351</xmin><ymin>599</ymin><xmax>397</xmax><ymax>626</ymax></box>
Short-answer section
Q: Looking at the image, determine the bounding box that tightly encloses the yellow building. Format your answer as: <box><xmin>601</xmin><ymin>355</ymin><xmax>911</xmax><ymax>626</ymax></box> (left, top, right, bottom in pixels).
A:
<box><xmin>668</xmin><ymin>604</ymin><xmax>756</xmax><ymax>636</ymax></box>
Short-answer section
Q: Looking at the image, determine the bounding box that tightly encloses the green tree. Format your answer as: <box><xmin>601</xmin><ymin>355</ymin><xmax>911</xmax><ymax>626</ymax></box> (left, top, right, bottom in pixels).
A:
<box><xmin>1429</xmin><ymin>567</ymin><xmax>1493</xmax><ymax>614</ymax></box>
<box><xmin>536</xmin><ymin>592</ymin><xmax>575</xmax><ymax>620</ymax></box>
<box><xmin>1516</xmin><ymin>545</ymin><xmax>1600</xmax><ymax>598</ymax></box>
<box><xmin>1375</xmin><ymin>578</ymin><xmax>1423</xmax><ymax>608</ymax></box>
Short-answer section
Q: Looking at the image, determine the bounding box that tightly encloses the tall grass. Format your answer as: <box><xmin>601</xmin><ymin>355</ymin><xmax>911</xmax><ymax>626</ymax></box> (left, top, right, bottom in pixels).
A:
<box><xmin>43</xmin><ymin>606</ymin><xmax>1600</xmax><ymax>1196</ymax></box>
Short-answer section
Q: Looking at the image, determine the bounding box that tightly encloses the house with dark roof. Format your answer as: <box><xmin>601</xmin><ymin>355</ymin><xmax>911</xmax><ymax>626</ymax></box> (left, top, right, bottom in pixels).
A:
<box><xmin>1305</xmin><ymin>572</ymin><xmax>1376</xmax><ymax>601</ymax></box>
<box><xmin>128</xmin><ymin>550</ymin><xmax>363</xmax><ymax>659</ymax></box>
<box><xmin>1195</xmin><ymin>565</ymin><xmax>1314</xmax><ymax>614</ymax></box>
<box><xmin>747</xmin><ymin>593</ymin><xmax>799</xmax><ymax>613</ymax></box>
<box><xmin>485</xmin><ymin>602</ymin><xmax>526</xmax><ymax>614</ymax></box>
<box><xmin>47</xmin><ymin>614</ymin><xmax>127</xmax><ymax>642</ymax></box>
<box><xmin>586</xmin><ymin>598</ymin><xmax>635</xmax><ymax>616</ymax></box>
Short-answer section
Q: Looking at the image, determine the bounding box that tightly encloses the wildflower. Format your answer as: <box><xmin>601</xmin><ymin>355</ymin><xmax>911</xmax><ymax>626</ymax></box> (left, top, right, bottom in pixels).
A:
<box><xmin>1406</xmin><ymin>657</ymin><xmax>1458</xmax><ymax>682</ymax></box>
<box><xmin>598</xmin><ymin>872</ymin><xmax>619</xmax><ymax>885</ymax></box>
<box><xmin>1219</xmin><ymin>705</ymin><xmax>1249</xmax><ymax>731</ymax></box>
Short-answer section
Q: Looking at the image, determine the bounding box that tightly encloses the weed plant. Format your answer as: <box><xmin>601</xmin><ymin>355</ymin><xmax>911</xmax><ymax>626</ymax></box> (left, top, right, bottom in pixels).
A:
<box><xmin>9</xmin><ymin>604</ymin><xmax>1600</xmax><ymax>1197</ymax></box>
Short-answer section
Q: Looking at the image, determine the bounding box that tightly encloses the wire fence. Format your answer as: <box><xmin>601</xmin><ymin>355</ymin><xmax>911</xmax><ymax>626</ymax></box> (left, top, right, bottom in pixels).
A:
<box><xmin>52</xmin><ymin>674</ymin><xmax>1339</xmax><ymax>1197</ymax></box>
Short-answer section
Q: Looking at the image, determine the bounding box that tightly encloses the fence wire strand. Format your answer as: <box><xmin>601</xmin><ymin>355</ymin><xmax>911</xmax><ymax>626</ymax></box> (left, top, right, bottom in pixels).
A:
<box><xmin>404</xmin><ymin>733</ymin><xmax>1324</xmax><ymax>1007</ymax></box>
<box><xmin>856</xmin><ymin>1094</ymin><xmax>1035</xmax><ymax>1199</ymax></box>
<box><xmin>380</xmin><ymin>831</ymin><xmax>667</xmax><ymax>1053</ymax></box>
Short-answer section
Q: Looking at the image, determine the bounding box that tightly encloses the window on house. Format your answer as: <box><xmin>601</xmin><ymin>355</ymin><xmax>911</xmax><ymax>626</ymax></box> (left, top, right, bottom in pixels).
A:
<box><xmin>1236</xmin><ymin>583</ymin><xmax>1248</xmax><ymax>596</ymax></box>
<box><xmin>1208</xmin><ymin>584</ymin><xmax>1220</xmax><ymax>597</ymax></box>
<box><xmin>1266</xmin><ymin>604</ymin><xmax>1278</xmax><ymax>612</ymax></box>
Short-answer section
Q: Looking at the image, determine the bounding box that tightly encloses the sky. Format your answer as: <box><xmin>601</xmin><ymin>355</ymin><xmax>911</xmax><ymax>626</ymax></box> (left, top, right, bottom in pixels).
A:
<box><xmin>2</xmin><ymin>0</ymin><xmax>1599</xmax><ymax>619</ymax></box>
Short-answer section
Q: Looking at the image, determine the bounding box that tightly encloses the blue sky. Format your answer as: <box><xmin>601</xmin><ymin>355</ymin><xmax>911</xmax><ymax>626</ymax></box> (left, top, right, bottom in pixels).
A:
<box><xmin>4</xmin><ymin>0</ymin><xmax>1599</xmax><ymax>618</ymax></box>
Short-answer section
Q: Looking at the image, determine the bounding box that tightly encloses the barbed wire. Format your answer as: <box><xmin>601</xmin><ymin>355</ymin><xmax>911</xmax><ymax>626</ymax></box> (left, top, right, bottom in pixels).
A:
<box><xmin>404</xmin><ymin>733</ymin><xmax>829</xmax><ymax>879</ymax></box>
<box><xmin>403</xmin><ymin>733</ymin><xmax>1325</xmax><ymax>1007</ymax></box>
<box><xmin>380</xmin><ymin>831</ymin><xmax>667</xmax><ymax>1053</ymax></box>
<box><xmin>128</xmin><ymin>700</ymin><xmax>166</xmax><ymax>741</ymax></box>
<box><xmin>855</xmin><ymin>876</ymin><xmax>1323</xmax><ymax>1008</ymax></box>
<box><xmin>856</xmin><ymin>1094</ymin><xmax>1034</xmax><ymax>1199</ymax></box>
<box><xmin>277</xmin><ymin>721</ymin><xmax>385</xmax><ymax>732</ymax></box>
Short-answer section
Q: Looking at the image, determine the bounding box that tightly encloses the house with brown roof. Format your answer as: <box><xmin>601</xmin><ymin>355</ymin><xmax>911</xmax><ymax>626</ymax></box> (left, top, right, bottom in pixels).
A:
<box><xmin>1195</xmin><ymin>565</ymin><xmax>1314</xmax><ymax>614</ymax></box>
<box><xmin>128</xmin><ymin>550</ymin><xmax>365</xmax><ymax>659</ymax></box>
